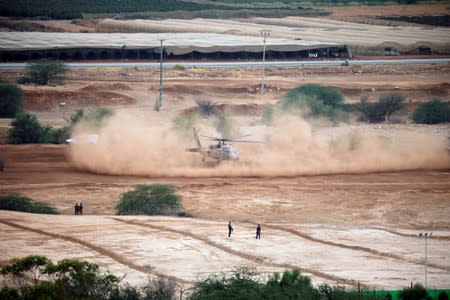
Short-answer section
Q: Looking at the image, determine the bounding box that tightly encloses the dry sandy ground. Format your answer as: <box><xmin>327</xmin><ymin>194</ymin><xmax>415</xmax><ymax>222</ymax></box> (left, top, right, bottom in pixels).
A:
<box><xmin>1</xmin><ymin>60</ymin><xmax>450</xmax><ymax>293</ymax></box>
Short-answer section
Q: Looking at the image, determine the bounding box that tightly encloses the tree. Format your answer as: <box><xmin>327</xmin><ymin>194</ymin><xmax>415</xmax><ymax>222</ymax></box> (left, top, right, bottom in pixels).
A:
<box><xmin>7</xmin><ymin>112</ymin><xmax>42</xmax><ymax>144</ymax></box>
<box><xmin>47</xmin><ymin>259</ymin><xmax>120</xmax><ymax>300</ymax></box>
<box><xmin>195</xmin><ymin>99</ymin><xmax>217</xmax><ymax>117</ymax></box>
<box><xmin>0</xmin><ymin>193</ymin><xmax>59</xmax><ymax>214</ymax></box>
<box><xmin>279</xmin><ymin>83</ymin><xmax>349</xmax><ymax>120</ymax></box>
<box><xmin>142</xmin><ymin>277</ymin><xmax>177</xmax><ymax>300</ymax></box>
<box><xmin>188</xmin><ymin>267</ymin><xmax>263</xmax><ymax>300</ymax></box>
<box><xmin>1</xmin><ymin>255</ymin><xmax>51</xmax><ymax>288</ymax></box>
<box><xmin>1</xmin><ymin>256</ymin><xmax>121</xmax><ymax>300</ymax></box>
<box><xmin>22</xmin><ymin>59</ymin><xmax>69</xmax><ymax>85</ymax></box>
<box><xmin>115</xmin><ymin>184</ymin><xmax>182</xmax><ymax>215</ymax></box>
<box><xmin>398</xmin><ymin>283</ymin><xmax>428</xmax><ymax>300</ymax></box>
<box><xmin>358</xmin><ymin>93</ymin><xmax>405</xmax><ymax>123</ymax></box>
<box><xmin>412</xmin><ymin>98</ymin><xmax>450</xmax><ymax>124</ymax></box>
<box><xmin>264</xmin><ymin>269</ymin><xmax>319</xmax><ymax>299</ymax></box>
<box><xmin>378</xmin><ymin>92</ymin><xmax>405</xmax><ymax>122</ymax></box>
<box><xmin>0</xmin><ymin>81</ymin><xmax>23</xmax><ymax>117</ymax></box>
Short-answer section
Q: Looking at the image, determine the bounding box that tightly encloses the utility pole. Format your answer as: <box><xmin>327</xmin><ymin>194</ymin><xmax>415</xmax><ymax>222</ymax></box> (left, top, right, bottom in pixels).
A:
<box><xmin>260</xmin><ymin>31</ymin><xmax>270</xmax><ymax>95</ymax></box>
<box><xmin>419</xmin><ymin>232</ymin><xmax>432</xmax><ymax>289</ymax></box>
<box><xmin>158</xmin><ymin>38</ymin><xmax>165</xmax><ymax>111</ymax></box>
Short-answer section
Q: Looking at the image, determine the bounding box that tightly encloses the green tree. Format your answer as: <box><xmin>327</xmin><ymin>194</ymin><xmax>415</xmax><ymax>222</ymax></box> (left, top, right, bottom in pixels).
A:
<box><xmin>378</xmin><ymin>92</ymin><xmax>405</xmax><ymax>122</ymax></box>
<box><xmin>7</xmin><ymin>112</ymin><xmax>42</xmax><ymax>144</ymax></box>
<box><xmin>47</xmin><ymin>259</ymin><xmax>120</xmax><ymax>299</ymax></box>
<box><xmin>142</xmin><ymin>277</ymin><xmax>177</xmax><ymax>300</ymax></box>
<box><xmin>23</xmin><ymin>59</ymin><xmax>69</xmax><ymax>85</ymax></box>
<box><xmin>358</xmin><ymin>93</ymin><xmax>405</xmax><ymax>123</ymax></box>
<box><xmin>1</xmin><ymin>255</ymin><xmax>51</xmax><ymax>288</ymax></box>
<box><xmin>398</xmin><ymin>283</ymin><xmax>428</xmax><ymax>300</ymax></box>
<box><xmin>115</xmin><ymin>184</ymin><xmax>182</xmax><ymax>215</ymax></box>
<box><xmin>0</xmin><ymin>193</ymin><xmax>59</xmax><ymax>214</ymax></box>
<box><xmin>1</xmin><ymin>256</ymin><xmax>121</xmax><ymax>300</ymax></box>
<box><xmin>188</xmin><ymin>267</ymin><xmax>263</xmax><ymax>300</ymax></box>
<box><xmin>0</xmin><ymin>81</ymin><xmax>23</xmax><ymax>117</ymax></box>
<box><xmin>279</xmin><ymin>83</ymin><xmax>349</xmax><ymax>120</ymax></box>
<box><xmin>412</xmin><ymin>98</ymin><xmax>450</xmax><ymax>124</ymax></box>
<box><xmin>264</xmin><ymin>269</ymin><xmax>319</xmax><ymax>299</ymax></box>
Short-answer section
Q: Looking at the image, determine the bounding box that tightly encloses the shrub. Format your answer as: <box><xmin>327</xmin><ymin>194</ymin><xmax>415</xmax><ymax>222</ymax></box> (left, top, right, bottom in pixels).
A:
<box><xmin>188</xmin><ymin>267</ymin><xmax>264</xmax><ymax>300</ymax></box>
<box><xmin>0</xmin><ymin>193</ymin><xmax>58</xmax><ymax>214</ymax></box>
<box><xmin>398</xmin><ymin>283</ymin><xmax>428</xmax><ymax>300</ymax></box>
<box><xmin>412</xmin><ymin>98</ymin><xmax>450</xmax><ymax>124</ymax></box>
<box><xmin>40</xmin><ymin>125</ymin><xmax>66</xmax><ymax>144</ymax></box>
<box><xmin>279</xmin><ymin>83</ymin><xmax>349</xmax><ymax>120</ymax></box>
<box><xmin>172</xmin><ymin>64</ymin><xmax>186</xmax><ymax>71</ymax></box>
<box><xmin>358</xmin><ymin>93</ymin><xmax>405</xmax><ymax>123</ymax></box>
<box><xmin>195</xmin><ymin>99</ymin><xmax>217</xmax><ymax>117</ymax></box>
<box><xmin>142</xmin><ymin>277</ymin><xmax>177</xmax><ymax>300</ymax></box>
<box><xmin>1</xmin><ymin>256</ymin><xmax>121</xmax><ymax>299</ymax></box>
<box><xmin>7</xmin><ymin>112</ymin><xmax>43</xmax><ymax>144</ymax></box>
<box><xmin>0</xmin><ymin>81</ymin><xmax>23</xmax><ymax>118</ymax></box>
<box><xmin>16</xmin><ymin>76</ymin><xmax>32</xmax><ymax>85</ymax></box>
<box><xmin>358</xmin><ymin>95</ymin><xmax>385</xmax><ymax>123</ymax></box>
<box><xmin>22</xmin><ymin>59</ymin><xmax>68</xmax><ymax>86</ymax></box>
<box><xmin>115</xmin><ymin>184</ymin><xmax>182</xmax><ymax>215</ymax></box>
<box><xmin>261</xmin><ymin>105</ymin><xmax>274</xmax><ymax>125</ymax></box>
<box><xmin>378</xmin><ymin>92</ymin><xmax>405</xmax><ymax>122</ymax></box>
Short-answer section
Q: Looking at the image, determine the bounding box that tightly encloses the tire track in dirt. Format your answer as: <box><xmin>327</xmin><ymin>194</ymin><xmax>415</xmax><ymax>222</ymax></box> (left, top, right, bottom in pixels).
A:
<box><xmin>111</xmin><ymin>218</ymin><xmax>360</xmax><ymax>287</ymax></box>
<box><xmin>0</xmin><ymin>219</ymin><xmax>192</xmax><ymax>284</ymax></box>
<box><xmin>264</xmin><ymin>224</ymin><xmax>450</xmax><ymax>272</ymax></box>
<box><xmin>370</xmin><ymin>226</ymin><xmax>450</xmax><ymax>241</ymax></box>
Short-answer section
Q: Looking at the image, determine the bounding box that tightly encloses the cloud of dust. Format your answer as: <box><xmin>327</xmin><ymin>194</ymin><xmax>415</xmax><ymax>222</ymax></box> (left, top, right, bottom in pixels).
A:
<box><xmin>68</xmin><ymin>111</ymin><xmax>449</xmax><ymax>177</ymax></box>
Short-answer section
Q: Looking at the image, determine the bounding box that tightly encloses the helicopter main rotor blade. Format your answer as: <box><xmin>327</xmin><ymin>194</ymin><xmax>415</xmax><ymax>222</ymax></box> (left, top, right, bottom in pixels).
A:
<box><xmin>228</xmin><ymin>139</ymin><xmax>266</xmax><ymax>144</ymax></box>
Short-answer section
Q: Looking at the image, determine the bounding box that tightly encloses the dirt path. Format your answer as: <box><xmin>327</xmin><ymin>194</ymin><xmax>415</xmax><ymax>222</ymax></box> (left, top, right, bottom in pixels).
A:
<box><xmin>0</xmin><ymin>218</ymin><xmax>191</xmax><ymax>284</ymax></box>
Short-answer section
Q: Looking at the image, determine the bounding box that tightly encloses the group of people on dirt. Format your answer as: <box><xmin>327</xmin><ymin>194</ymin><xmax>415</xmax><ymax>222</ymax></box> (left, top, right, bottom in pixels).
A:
<box><xmin>228</xmin><ymin>221</ymin><xmax>261</xmax><ymax>239</ymax></box>
<box><xmin>74</xmin><ymin>202</ymin><xmax>83</xmax><ymax>215</ymax></box>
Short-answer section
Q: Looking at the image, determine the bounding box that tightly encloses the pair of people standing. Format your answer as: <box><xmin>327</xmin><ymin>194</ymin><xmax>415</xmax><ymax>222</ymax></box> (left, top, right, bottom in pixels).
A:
<box><xmin>74</xmin><ymin>202</ymin><xmax>83</xmax><ymax>215</ymax></box>
<box><xmin>228</xmin><ymin>222</ymin><xmax>261</xmax><ymax>239</ymax></box>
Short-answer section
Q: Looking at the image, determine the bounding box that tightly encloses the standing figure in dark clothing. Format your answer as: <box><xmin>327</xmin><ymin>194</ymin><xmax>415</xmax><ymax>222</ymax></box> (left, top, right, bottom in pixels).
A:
<box><xmin>256</xmin><ymin>224</ymin><xmax>261</xmax><ymax>239</ymax></box>
<box><xmin>228</xmin><ymin>221</ymin><xmax>233</xmax><ymax>237</ymax></box>
<box><xmin>74</xmin><ymin>203</ymin><xmax>79</xmax><ymax>215</ymax></box>
<box><xmin>79</xmin><ymin>202</ymin><xmax>83</xmax><ymax>215</ymax></box>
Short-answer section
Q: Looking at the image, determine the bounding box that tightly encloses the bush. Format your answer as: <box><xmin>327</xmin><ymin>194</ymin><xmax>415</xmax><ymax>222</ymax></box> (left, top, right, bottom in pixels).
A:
<box><xmin>279</xmin><ymin>83</ymin><xmax>349</xmax><ymax>120</ymax></box>
<box><xmin>398</xmin><ymin>283</ymin><xmax>428</xmax><ymax>300</ymax></box>
<box><xmin>0</xmin><ymin>81</ymin><xmax>23</xmax><ymax>118</ymax></box>
<box><xmin>1</xmin><ymin>256</ymin><xmax>121</xmax><ymax>299</ymax></box>
<box><xmin>358</xmin><ymin>93</ymin><xmax>405</xmax><ymax>123</ymax></box>
<box><xmin>172</xmin><ymin>64</ymin><xmax>186</xmax><ymax>71</ymax></box>
<box><xmin>115</xmin><ymin>184</ymin><xmax>182</xmax><ymax>215</ymax></box>
<box><xmin>7</xmin><ymin>112</ymin><xmax>43</xmax><ymax>144</ymax></box>
<box><xmin>22</xmin><ymin>59</ymin><xmax>68</xmax><ymax>85</ymax></box>
<box><xmin>195</xmin><ymin>99</ymin><xmax>217</xmax><ymax>117</ymax></box>
<box><xmin>412</xmin><ymin>98</ymin><xmax>450</xmax><ymax>124</ymax></box>
<box><xmin>378</xmin><ymin>92</ymin><xmax>405</xmax><ymax>122</ymax></box>
<box><xmin>261</xmin><ymin>105</ymin><xmax>274</xmax><ymax>125</ymax></box>
<box><xmin>7</xmin><ymin>112</ymin><xmax>69</xmax><ymax>144</ymax></box>
<box><xmin>0</xmin><ymin>193</ymin><xmax>58</xmax><ymax>214</ymax></box>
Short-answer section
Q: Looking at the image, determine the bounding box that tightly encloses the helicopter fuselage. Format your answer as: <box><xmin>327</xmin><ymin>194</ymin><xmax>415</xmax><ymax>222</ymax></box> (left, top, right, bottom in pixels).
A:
<box><xmin>206</xmin><ymin>143</ymin><xmax>239</xmax><ymax>161</ymax></box>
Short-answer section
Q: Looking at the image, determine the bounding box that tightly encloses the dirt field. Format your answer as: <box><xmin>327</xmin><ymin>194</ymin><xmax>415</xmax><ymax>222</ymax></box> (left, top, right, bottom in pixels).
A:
<box><xmin>1</xmin><ymin>60</ymin><xmax>450</xmax><ymax>291</ymax></box>
<box><xmin>1</xmin><ymin>3</ymin><xmax>450</xmax><ymax>291</ymax></box>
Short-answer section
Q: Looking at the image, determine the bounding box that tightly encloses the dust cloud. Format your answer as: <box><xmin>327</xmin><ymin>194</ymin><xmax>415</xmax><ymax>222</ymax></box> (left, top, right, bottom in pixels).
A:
<box><xmin>68</xmin><ymin>112</ymin><xmax>450</xmax><ymax>177</ymax></box>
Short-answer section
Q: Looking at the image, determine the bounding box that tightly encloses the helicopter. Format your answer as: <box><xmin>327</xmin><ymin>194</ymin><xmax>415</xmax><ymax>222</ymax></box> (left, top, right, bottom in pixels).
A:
<box><xmin>186</xmin><ymin>128</ymin><xmax>264</xmax><ymax>162</ymax></box>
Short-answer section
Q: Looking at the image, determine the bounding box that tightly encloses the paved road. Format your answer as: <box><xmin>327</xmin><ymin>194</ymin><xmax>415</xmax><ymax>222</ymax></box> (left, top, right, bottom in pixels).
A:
<box><xmin>0</xmin><ymin>58</ymin><xmax>449</xmax><ymax>69</ymax></box>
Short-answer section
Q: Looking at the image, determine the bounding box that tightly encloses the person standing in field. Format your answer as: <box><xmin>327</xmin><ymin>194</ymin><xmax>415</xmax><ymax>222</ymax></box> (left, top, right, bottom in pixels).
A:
<box><xmin>74</xmin><ymin>203</ymin><xmax>79</xmax><ymax>215</ymax></box>
<box><xmin>228</xmin><ymin>221</ymin><xmax>233</xmax><ymax>237</ymax></box>
<box><xmin>256</xmin><ymin>224</ymin><xmax>261</xmax><ymax>239</ymax></box>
